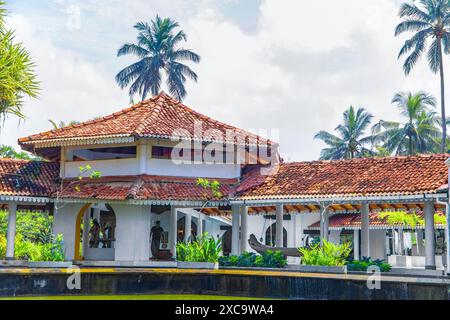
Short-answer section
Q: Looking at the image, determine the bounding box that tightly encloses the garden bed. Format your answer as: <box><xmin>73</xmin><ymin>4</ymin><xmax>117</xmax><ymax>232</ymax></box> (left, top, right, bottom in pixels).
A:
<box><xmin>177</xmin><ymin>262</ymin><xmax>219</xmax><ymax>270</ymax></box>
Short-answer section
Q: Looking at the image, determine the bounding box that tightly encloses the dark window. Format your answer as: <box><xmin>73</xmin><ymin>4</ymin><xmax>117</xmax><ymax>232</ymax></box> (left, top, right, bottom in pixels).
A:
<box><xmin>152</xmin><ymin>146</ymin><xmax>174</xmax><ymax>160</ymax></box>
<box><xmin>71</xmin><ymin>146</ymin><xmax>136</xmax><ymax>161</ymax></box>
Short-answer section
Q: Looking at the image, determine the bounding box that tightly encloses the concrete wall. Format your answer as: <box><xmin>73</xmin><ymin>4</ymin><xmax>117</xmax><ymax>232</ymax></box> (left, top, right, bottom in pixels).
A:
<box><xmin>114</xmin><ymin>204</ymin><xmax>151</xmax><ymax>262</ymax></box>
<box><xmin>53</xmin><ymin>203</ymin><xmax>86</xmax><ymax>261</ymax></box>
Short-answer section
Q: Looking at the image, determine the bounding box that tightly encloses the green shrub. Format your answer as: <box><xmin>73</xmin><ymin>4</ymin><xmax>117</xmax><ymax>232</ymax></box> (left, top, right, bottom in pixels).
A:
<box><xmin>12</xmin><ymin>234</ymin><xmax>65</xmax><ymax>262</ymax></box>
<box><xmin>0</xmin><ymin>234</ymin><xmax>6</xmax><ymax>259</ymax></box>
<box><xmin>177</xmin><ymin>233</ymin><xmax>222</xmax><ymax>263</ymax></box>
<box><xmin>0</xmin><ymin>210</ymin><xmax>53</xmax><ymax>244</ymax></box>
<box><xmin>346</xmin><ymin>257</ymin><xmax>391</xmax><ymax>272</ymax></box>
<box><xmin>299</xmin><ymin>240</ymin><xmax>352</xmax><ymax>266</ymax></box>
<box><xmin>255</xmin><ymin>250</ymin><xmax>287</xmax><ymax>268</ymax></box>
<box><xmin>219</xmin><ymin>251</ymin><xmax>287</xmax><ymax>269</ymax></box>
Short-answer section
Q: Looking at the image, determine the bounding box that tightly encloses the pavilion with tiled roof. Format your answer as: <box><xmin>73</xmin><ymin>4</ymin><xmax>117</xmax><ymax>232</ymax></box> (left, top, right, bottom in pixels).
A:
<box><xmin>0</xmin><ymin>93</ymin><xmax>449</xmax><ymax>271</ymax></box>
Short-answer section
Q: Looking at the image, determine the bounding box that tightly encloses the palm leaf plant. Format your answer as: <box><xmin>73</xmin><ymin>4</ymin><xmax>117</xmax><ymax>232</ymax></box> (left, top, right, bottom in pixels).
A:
<box><xmin>371</xmin><ymin>91</ymin><xmax>441</xmax><ymax>155</ymax></box>
<box><xmin>395</xmin><ymin>0</ymin><xmax>450</xmax><ymax>152</ymax></box>
<box><xmin>314</xmin><ymin>106</ymin><xmax>374</xmax><ymax>160</ymax></box>
<box><xmin>116</xmin><ymin>16</ymin><xmax>200</xmax><ymax>102</ymax></box>
<box><xmin>0</xmin><ymin>1</ymin><xmax>39</xmax><ymax>124</ymax></box>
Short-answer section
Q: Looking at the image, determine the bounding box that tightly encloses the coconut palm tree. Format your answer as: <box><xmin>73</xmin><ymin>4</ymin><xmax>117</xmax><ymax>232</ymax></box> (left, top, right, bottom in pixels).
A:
<box><xmin>315</xmin><ymin>106</ymin><xmax>374</xmax><ymax>160</ymax></box>
<box><xmin>115</xmin><ymin>16</ymin><xmax>200</xmax><ymax>102</ymax></box>
<box><xmin>372</xmin><ymin>91</ymin><xmax>441</xmax><ymax>155</ymax></box>
<box><xmin>395</xmin><ymin>0</ymin><xmax>450</xmax><ymax>152</ymax></box>
<box><xmin>0</xmin><ymin>1</ymin><xmax>39</xmax><ymax>124</ymax></box>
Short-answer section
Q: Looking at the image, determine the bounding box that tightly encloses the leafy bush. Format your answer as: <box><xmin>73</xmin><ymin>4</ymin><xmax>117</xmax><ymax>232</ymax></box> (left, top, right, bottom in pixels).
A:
<box><xmin>0</xmin><ymin>234</ymin><xmax>6</xmax><ymax>259</ymax></box>
<box><xmin>0</xmin><ymin>210</ymin><xmax>53</xmax><ymax>244</ymax></box>
<box><xmin>346</xmin><ymin>257</ymin><xmax>391</xmax><ymax>272</ymax></box>
<box><xmin>255</xmin><ymin>250</ymin><xmax>287</xmax><ymax>268</ymax></box>
<box><xmin>177</xmin><ymin>233</ymin><xmax>222</xmax><ymax>263</ymax></box>
<box><xmin>219</xmin><ymin>251</ymin><xmax>287</xmax><ymax>269</ymax></box>
<box><xmin>12</xmin><ymin>234</ymin><xmax>65</xmax><ymax>262</ymax></box>
<box><xmin>299</xmin><ymin>240</ymin><xmax>352</xmax><ymax>266</ymax></box>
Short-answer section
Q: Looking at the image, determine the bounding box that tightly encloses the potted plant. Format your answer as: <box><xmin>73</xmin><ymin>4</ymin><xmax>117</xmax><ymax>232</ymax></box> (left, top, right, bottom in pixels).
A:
<box><xmin>177</xmin><ymin>233</ymin><xmax>222</xmax><ymax>270</ymax></box>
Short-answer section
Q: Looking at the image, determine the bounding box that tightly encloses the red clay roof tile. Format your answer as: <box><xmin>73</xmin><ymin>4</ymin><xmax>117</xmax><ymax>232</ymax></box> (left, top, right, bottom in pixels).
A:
<box><xmin>0</xmin><ymin>159</ymin><xmax>59</xmax><ymax>198</ymax></box>
<box><xmin>19</xmin><ymin>92</ymin><xmax>270</xmax><ymax>146</ymax></box>
<box><xmin>237</xmin><ymin>154</ymin><xmax>450</xmax><ymax>200</ymax></box>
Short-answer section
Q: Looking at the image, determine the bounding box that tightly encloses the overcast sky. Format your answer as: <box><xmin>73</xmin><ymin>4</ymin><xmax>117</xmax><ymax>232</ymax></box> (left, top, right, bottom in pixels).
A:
<box><xmin>1</xmin><ymin>0</ymin><xmax>448</xmax><ymax>161</ymax></box>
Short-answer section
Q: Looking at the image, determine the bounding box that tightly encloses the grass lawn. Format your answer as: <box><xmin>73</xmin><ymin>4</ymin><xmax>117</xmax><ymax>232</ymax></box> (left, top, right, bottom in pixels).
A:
<box><xmin>1</xmin><ymin>294</ymin><xmax>266</xmax><ymax>300</ymax></box>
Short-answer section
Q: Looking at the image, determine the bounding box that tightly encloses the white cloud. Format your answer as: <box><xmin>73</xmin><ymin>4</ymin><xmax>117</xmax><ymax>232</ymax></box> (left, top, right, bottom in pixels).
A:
<box><xmin>1</xmin><ymin>0</ymin><xmax>448</xmax><ymax>161</ymax></box>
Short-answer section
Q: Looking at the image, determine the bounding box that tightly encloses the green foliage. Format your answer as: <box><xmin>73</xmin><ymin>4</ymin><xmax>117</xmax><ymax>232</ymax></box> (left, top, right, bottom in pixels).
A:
<box><xmin>0</xmin><ymin>1</ymin><xmax>40</xmax><ymax>123</ymax></box>
<box><xmin>0</xmin><ymin>145</ymin><xmax>39</xmax><ymax>160</ymax></box>
<box><xmin>255</xmin><ymin>251</ymin><xmax>287</xmax><ymax>268</ymax></box>
<box><xmin>13</xmin><ymin>234</ymin><xmax>65</xmax><ymax>262</ymax></box>
<box><xmin>0</xmin><ymin>210</ymin><xmax>53</xmax><ymax>244</ymax></box>
<box><xmin>197</xmin><ymin>178</ymin><xmax>223</xmax><ymax>199</ymax></box>
<box><xmin>371</xmin><ymin>91</ymin><xmax>440</xmax><ymax>155</ymax></box>
<box><xmin>0</xmin><ymin>233</ymin><xmax>5</xmax><ymax>258</ymax></box>
<box><xmin>176</xmin><ymin>233</ymin><xmax>222</xmax><ymax>263</ymax></box>
<box><xmin>299</xmin><ymin>240</ymin><xmax>352</xmax><ymax>267</ymax></box>
<box><xmin>346</xmin><ymin>257</ymin><xmax>392</xmax><ymax>273</ymax></box>
<box><xmin>219</xmin><ymin>251</ymin><xmax>287</xmax><ymax>269</ymax></box>
<box><xmin>314</xmin><ymin>106</ymin><xmax>374</xmax><ymax>160</ymax></box>
<box><xmin>434</xmin><ymin>213</ymin><xmax>447</xmax><ymax>226</ymax></box>
<box><xmin>379</xmin><ymin>211</ymin><xmax>424</xmax><ymax>228</ymax></box>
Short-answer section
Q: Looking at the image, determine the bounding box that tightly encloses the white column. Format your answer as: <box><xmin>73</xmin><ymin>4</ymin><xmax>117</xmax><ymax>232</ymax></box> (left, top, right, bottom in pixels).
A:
<box><xmin>6</xmin><ymin>202</ymin><xmax>17</xmax><ymax>260</ymax></box>
<box><xmin>446</xmin><ymin>205</ymin><xmax>450</xmax><ymax>275</ymax></box>
<box><xmin>231</xmin><ymin>205</ymin><xmax>241</xmax><ymax>255</ymax></box>
<box><xmin>361</xmin><ymin>203</ymin><xmax>370</xmax><ymax>257</ymax></box>
<box><xmin>240</xmin><ymin>206</ymin><xmax>249</xmax><ymax>253</ymax></box>
<box><xmin>170</xmin><ymin>207</ymin><xmax>178</xmax><ymax>259</ymax></box>
<box><xmin>276</xmin><ymin>204</ymin><xmax>284</xmax><ymax>247</ymax></box>
<box><xmin>93</xmin><ymin>207</ymin><xmax>100</xmax><ymax>223</ymax></box>
<box><xmin>197</xmin><ymin>211</ymin><xmax>203</xmax><ymax>238</ymax></box>
<box><xmin>320</xmin><ymin>208</ymin><xmax>329</xmax><ymax>245</ymax></box>
<box><xmin>82</xmin><ymin>211</ymin><xmax>90</xmax><ymax>256</ymax></box>
<box><xmin>138</xmin><ymin>142</ymin><xmax>148</xmax><ymax>174</ymax></box>
<box><xmin>398</xmin><ymin>229</ymin><xmax>404</xmax><ymax>255</ymax></box>
<box><xmin>184</xmin><ymin>213</ymin><xmax>192</xmax><ymax>243</ymax></box>
<box><xmin>353</xmin><ymin>230</ymin><xmax>360</xmax><ymax>260</ymax></box>
<box><xmin>424</xmin><ymin>201</ymin><xmax>436</xmax><ymax>270</ymax></box>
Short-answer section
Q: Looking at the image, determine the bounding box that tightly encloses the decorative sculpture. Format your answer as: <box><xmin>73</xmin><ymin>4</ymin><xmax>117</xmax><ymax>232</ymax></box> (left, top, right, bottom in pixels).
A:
<box><xmin>248</xmin><ymin>234</ymin><xmax>304</xmax><ymax>257</ymax></box>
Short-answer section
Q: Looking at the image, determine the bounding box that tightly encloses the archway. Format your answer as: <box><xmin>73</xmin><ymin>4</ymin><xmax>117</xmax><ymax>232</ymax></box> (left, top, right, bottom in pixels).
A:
<box><xmin>265</xmin><ymin>223</ymin><xmax>288</xmax><ymax>247</ymax></box>
<box><xmin>74</xmin><ymin>203</ymin><xmax>117</xmax><ymax>261</ymax></box>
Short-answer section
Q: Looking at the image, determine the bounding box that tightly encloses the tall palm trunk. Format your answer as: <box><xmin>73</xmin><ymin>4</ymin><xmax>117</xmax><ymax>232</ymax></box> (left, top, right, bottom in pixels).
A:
<box><xmin>438</xmin><ymin>39</ymin><xmax>447</xmax><ymax>153</ymax></box>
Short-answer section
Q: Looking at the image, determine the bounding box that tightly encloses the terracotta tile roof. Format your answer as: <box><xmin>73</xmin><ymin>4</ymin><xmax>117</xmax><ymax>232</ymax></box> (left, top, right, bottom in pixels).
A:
<box><xmin>0</xmin><ymin>159</ymin><xmax>59</xmax><ymax>198</ymax></box>
<box><xmin>19</xmin><ymin>92</ymin><xmax>270</xmax><ymax>147</ymax></box>
<box><xmin>307</xmin><ymin>212</ymin><xmax>446</xmax><ymax>230</ymax></box>
<box><xmin>58</xmin><ymin>175</ymin><xmax>237</xmax><ymax>202</ymax></box>
<box><xmin>237</xmin><ymin>154</ymin><xmax>450</xmax><ymax>200</ymax></box>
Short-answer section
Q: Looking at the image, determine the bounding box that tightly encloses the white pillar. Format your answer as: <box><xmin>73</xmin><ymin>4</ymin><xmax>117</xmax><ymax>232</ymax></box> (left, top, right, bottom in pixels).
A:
<box><xmin>446</xmin><ymin>205</ymin><xmax>450</xmax><ymax>275</ymax></box>
<box><xmin>184</xmin><ymin>213</ymin><xmax>192</xmax><ymax>243</ymax></box>
<box><xmin>6</xmin><ymin>202</ymin><xmax>17</xmax><ymax>260</ymax></box>
<box><xmin>170</xmin><ymin>207</ymin><xmax>178</xmax><ymax>259</ymax></box>
<box><xmin>398</xmin><ymin>229</ymin><xmax>404</xmax><ymax>255</ymax></box>
<box><xmin>231</xmin><ymin>205</ymin><xmax>241</xmax><ymax>256</ymax></box>
<box><xmin>138</xmin><ymin>142</ymin><xmax>148</xmax><ymax>174</ymax></box>
<box><xmin>320</xmin><ymin>208</ymin><xmax>329</xmax><ymax>245</ymax></box>
<box><xmin>197</xmin><ymin>211</ymin><xmax>203</xmax><ymax>238</ymax></box>
<box><xmin>353</xmin><ymin>230</ymin><xmax>360</xmax><ymax>260</ymax></box>
<box><xmin>361</xmin><ymin>203</ymin><xmax>370</xmax><ymax>257</ymax></box>
<box><xmin>82</xmin><ymin>210</ymin><xmax>90</xmax><ymax>256</ymax></box>
<box><xmin>424</xmin><ymin>201</ymin><xmax>436</xmax><ymax>270</ymax></box>
<box><xmin>276</xmin><ymin>204</ymin><xmax>284</xmax><ymax>247</ymax></box>
<box><xmin>240</xmin><ymin>206</ymin><xmax>249</xmax><ymax>253</ymax></box>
